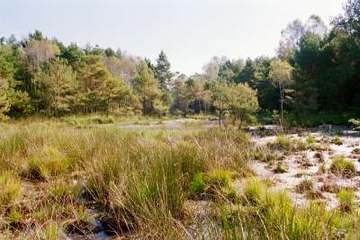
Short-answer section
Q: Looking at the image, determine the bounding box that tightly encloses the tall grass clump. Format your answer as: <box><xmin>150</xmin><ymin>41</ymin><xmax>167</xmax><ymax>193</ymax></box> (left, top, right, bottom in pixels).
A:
<box><xmin>25</xmin><ymin>146</ymin><xmax>72</xmax><ymax>180</ymax></box>
<box><xmin>337</xmin><ymin>188</ymin><xmax>355</xmax><ymax>213</ymax></box>
<box><xmin>83</xmin><ymin>128</ymin><xmax>252</xmax><ymax>238</ymax></box>
<box><xmin>0</xmin><ymin>171</ymin><xmax>22</xmax><ymax>206</ymax></box>
<box><xmin>0</xmin><ymin>131</ymin><xmax>27</xmax><ymax>171</ymax></box>
<box><xmin>330</xmin><ymin>155</ymin><xmax>356</xmax><ymax>177</ymax></box>
<box><xmin>216</xmin><ymin>178</ymin><xmax>355</xmax><ymax>240</ymax></box>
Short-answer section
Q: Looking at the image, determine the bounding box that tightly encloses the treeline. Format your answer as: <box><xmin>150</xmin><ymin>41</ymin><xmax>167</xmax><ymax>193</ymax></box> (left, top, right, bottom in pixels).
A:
<box><xmin>0</xmin><ymin>0</ymin><xmax>360</xmax><ymax>124</ymax></box>
<box><xmin>200</xmin><ymin>0</ymin><xmax>360</xmax><ymax>117</ymax></box>
<box><xmin>0</xmin><ymin>30</ymin><xmax>259</xmax><ymax>124</ymax></box>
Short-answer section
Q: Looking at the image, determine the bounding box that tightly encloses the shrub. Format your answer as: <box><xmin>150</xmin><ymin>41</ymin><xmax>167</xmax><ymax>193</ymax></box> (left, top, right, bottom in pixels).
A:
<box><xmin>330</xmin><ymin>156</ymin><xmax>356</xmax><ymax>177</ymax></box>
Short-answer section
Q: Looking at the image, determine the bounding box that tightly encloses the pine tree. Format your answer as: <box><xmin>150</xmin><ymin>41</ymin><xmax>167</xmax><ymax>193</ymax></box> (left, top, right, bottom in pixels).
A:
<box><xmin>133</xmin><ymin>62</ymin><xmax>165</xmax><ymax>115</ymax></box>
<box><xmin>33</xmin><ymin>59</ymin><xmax>77</xmax><ymax>116</ymax></box>
<box><xmin>154</xmin><ymin>51</ymin><xmax>173</xmax><ymax>92</ymax></box>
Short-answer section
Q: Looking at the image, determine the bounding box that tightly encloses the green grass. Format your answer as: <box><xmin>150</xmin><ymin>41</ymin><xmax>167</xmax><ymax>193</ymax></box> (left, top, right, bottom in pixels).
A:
<box><xmin>331</xmin><ymin>136</ymin><xmax>343</xmax><ymax>145</ymax></box>
<box><xmin>269</xmin><ymin>135</ymin><xmax>322</xmax><ymax>153</ymax></box>
<box><xmin>337</xmin><ymin>188</ymin><xmax>356</xmax><ymax>213</ymax></box>
<box><xmin>1</xmin><ymin>117</ymin><xmax>360</xmax><ymax>239</ymax></box>
<box><xmin>217</xmin><ymin>177</ymin><xmax>360</xmax><ymax>240</ymax></box>
<box><xmin>0</xmin><ymin>171</ymin><xmax>22</xmax><ymax>206</ymax></box>
<box><xmin>285</xmin><ymin>111</ymin><xmax>360</xmax><ymax>127</ymax></box>
<box><xmin>330</xmin><ymin>155</ymin><xmax>356</xmax><ymax>177</ymax></box>
<box><xmin>189</xmin><ymin>170</ymin><xmax>238</xmax><ymax>201</ymax></box>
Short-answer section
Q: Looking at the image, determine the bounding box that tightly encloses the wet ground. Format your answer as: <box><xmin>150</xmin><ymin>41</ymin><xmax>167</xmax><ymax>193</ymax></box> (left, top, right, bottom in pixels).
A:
<box><xmin>249</xmin><ymin>126</ymin><xmax>360</xmax><ymax>209</ymax></box>
<box><xmin>67</xmin><ymin>122</ymin><xmax>360</xmax><ymax>239</ymax></box>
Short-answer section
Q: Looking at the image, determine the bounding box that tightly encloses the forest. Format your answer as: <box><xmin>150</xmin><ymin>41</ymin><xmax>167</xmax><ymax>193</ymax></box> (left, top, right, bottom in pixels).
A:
<box><xmin>1</xmin><ymin>0</ymin><xmax>360</xmax><ymax>240</ymax></box>
<box><xmin>0</xmin><ymin>0</ymin><xmax>359</xmax><ymax>127</ymax></box>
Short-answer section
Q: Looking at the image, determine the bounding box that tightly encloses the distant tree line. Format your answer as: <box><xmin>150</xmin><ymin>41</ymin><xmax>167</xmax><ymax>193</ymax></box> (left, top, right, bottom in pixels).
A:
<box><xmin>0</xmin><ymin>0</ymin><xmax>359</xmax><ymax>125</ymax></box>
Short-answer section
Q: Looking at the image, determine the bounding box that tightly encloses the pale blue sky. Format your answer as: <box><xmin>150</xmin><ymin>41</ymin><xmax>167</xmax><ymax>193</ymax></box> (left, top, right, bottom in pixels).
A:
<box><xmin>0</xmin><ymin>0</ymin><xmax>344</xmax><ymax>75</ymax></box>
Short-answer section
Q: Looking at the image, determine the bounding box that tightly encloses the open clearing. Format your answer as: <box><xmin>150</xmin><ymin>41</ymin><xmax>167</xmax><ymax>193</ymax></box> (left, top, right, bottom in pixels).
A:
<box><xmin>1</xmin><ymin>118</ymin><xmax>360</xmax><ymax>240</ymax></box>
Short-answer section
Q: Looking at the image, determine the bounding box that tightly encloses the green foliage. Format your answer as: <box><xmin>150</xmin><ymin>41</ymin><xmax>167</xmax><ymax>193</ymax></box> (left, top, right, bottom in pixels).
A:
<box><xmin>220</xmin><ymin>179</ymin><xmax>352</xmax><ymax>240</ymax></box>
<box><xmin>154</xmin><ymin>51</ymin><xmax>173</xmax><ymax>92</ymax></box>
<box><xmin>227</xmin><ymin>83</ymin><xmax>259</xmax><ymax>128</ymax></box>
<box><xmin>349</xmin><ymin>118</ymin><xmax>360</xmax><ymax>131</ymax></box>
<box><xmin>209</xmin><ymin>82</ymin><xmax>259</xmax><ymax>127</ymax></box>
<box><xmin>189</xmin><ymin>173</ymin><xmax>206</xmax><ymax>195</ymax></box>
<box><xmin>133</xmin><ymin>62</ymin><xmax>166</xmax><ymax>115</ymax></box>
<box><xmin>269</xmin><ymin>59</ymin><xmax>293</xmax><ymax>126</ymax></box>
<box><xmin>33</xmin><ymin>59</ymin><xmax>77</xmax><ymax>116</ymax></box>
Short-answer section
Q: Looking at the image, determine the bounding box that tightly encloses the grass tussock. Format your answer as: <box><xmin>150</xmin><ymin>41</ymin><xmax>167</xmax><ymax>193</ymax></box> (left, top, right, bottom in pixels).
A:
<box><xmin>330</xmin><ymin>155</ymin><xmax>356</xmax><ymax>177</ymax></box>
<box><xmin>216</xmin><ymin>178</ymin><xmax>360</xmax><ymax>240</ymax></box>
<box><xmin>337</xmin><ymin>188</ymin><xmax>356</xmax><ymax>213</ymax></box>
<box><xmin>0</xmin><ymin>171</ymin><xmax>22</xmax><ymax>206</ymax></box>
<box><xmin>268</xmin><ymin>135</ymin><xmax>325</xmax><ymax>153</ymax></box>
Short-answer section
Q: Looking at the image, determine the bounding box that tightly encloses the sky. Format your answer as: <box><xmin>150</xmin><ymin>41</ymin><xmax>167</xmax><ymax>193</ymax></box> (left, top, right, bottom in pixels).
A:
<box><xmin>0</xmin><ymin>0</ymin><xmax>345</xmax><ymax>75</ymax></box>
